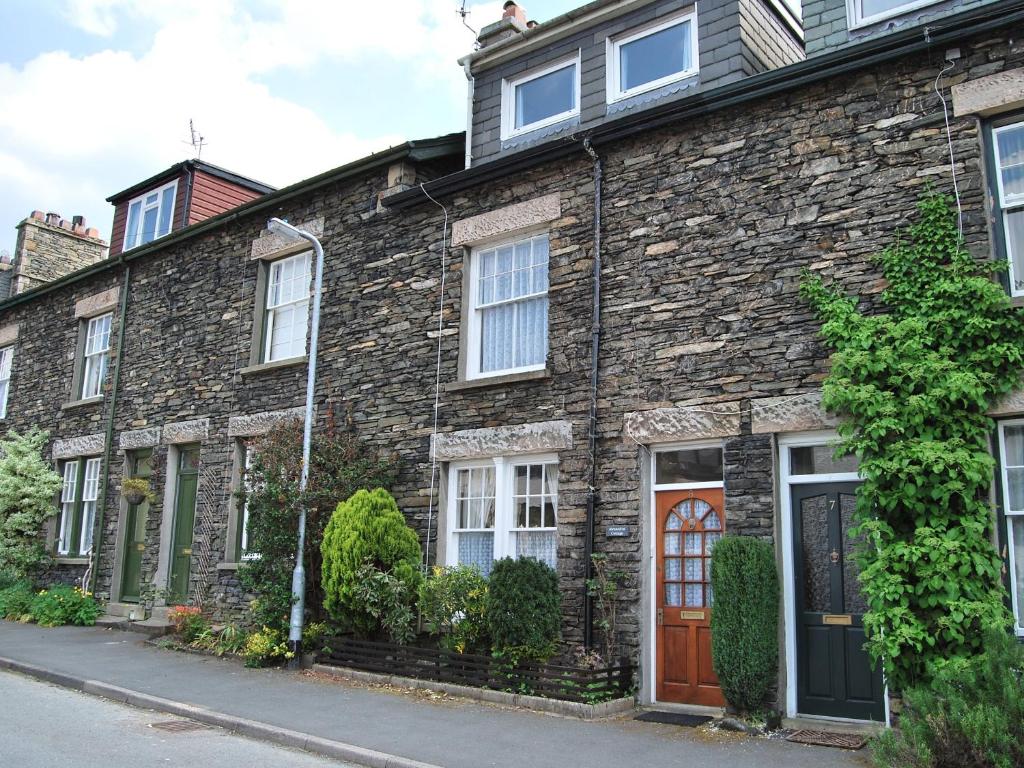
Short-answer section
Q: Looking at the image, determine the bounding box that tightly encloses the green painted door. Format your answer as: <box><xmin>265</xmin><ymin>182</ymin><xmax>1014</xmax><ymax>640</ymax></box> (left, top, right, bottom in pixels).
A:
<box><xmin>793</xmin><ymin>482</ymin><xmax>885</xmax><ymax>721</ymax></box>
<box><xmin>119</xmin><ymin>450</ymin><xmax>153</xmax><ymax>603</ymax></box>
<box><xmin>168</xmin><ymin>446</ymin><xmax>200</xmax><ymax>602</ymax></box>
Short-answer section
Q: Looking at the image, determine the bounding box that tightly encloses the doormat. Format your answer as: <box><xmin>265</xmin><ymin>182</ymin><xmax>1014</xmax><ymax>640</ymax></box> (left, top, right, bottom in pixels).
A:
<box><xmin>785</xmin><ymin>729</ymin><xmax>867</xmax><ymax>750</ymax></box>
<box><xmin>634</xmin><ymin>711</ymin><xmax>713</xmax><ymax>727</ymax></box>
<box><xmin>149</xmin><ymin>720</ymin><xmax>211</xmax><ymax>733</ymax></box>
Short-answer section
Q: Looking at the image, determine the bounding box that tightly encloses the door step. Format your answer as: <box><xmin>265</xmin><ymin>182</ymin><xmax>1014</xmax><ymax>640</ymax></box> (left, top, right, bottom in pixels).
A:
<box><xmin>95</xmin><ymin>614</ymin><xmax>174</xmax><ymax>637</ymax></box>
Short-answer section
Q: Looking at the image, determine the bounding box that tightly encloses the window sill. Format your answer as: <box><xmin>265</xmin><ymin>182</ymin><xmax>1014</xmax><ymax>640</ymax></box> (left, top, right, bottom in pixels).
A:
<box><xmin>1011</xmin><ymin>296</ymin><xmax>1024</xmax><ymax>309</ymax></box>
<box><xmin>217</xmin><ymin>562</ymin><xmax>241</xmax><ymax>571</ymax></box>
<box><xmin>54</xmin><ymin>557</ymin><xmax>90</xmax><ymax>566</ymax></box>
<box><xmin>61</xmin><ymin>395</ymin><xmax>104</xmax><ymax>411</ymax></box>
<box><xmin>444</xmin><ymin>368</ymin><xmax>550</xmax><ymax>392</ymax></box>
<box><xmin>240</xmin><ymin>355</ymin><xmax>307</xmax><ymax>377</ymax></box>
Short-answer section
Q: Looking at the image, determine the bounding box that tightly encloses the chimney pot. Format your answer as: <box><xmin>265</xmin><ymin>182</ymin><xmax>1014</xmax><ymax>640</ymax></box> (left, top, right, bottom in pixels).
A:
<box><xmin>46</xmin><ymin>212</ymin><xmax>61</xmax><ymax>226</ymax></box>
<box><xmin>73</xmin><ymin>215</ymin><xmax>85</xmax><ymax>228</ymax></box>
<box><xmin>527</xmin><ymin>19</ymin><xmax>538</xmax><ymax>28</ymax></box>
<box><xmin>502</xmin><ymin>1</ymin><xmax>527</xmax><ymax>25</ymax></box>
<box><xmin>86</xmin><ymin>227</ymin><xmax>101</xmax><ymax>239</ymax></box>
<box><xmin>30</xmin><ymin>210</ymin><xmax>45</xmax><ymax>221</ymax></box>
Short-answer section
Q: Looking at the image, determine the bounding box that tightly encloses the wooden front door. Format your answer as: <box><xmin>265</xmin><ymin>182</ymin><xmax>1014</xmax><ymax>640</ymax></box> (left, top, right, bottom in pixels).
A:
<box><xmin>656</xmin><ymin>488</ymin><xmax>725</xmax><ymax>706</ymax></box>
<box><xmin>168</xmin><ymin>446</ymin><xmax>200</xmax><ymax>602</ymax></box>
<box><xmin>119</xmin><ymin>449</ymin><xmax>152</xmax><ymax>603</ymax></box>
<box><xmin>792</xmin><ymin>482</ymin><xmax>884</xmax><ymax>721</ymax></box>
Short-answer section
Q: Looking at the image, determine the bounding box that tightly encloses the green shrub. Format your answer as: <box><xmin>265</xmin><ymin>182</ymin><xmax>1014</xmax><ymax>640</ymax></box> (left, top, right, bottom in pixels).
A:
<box><xmin>352</xmin><ymin>563</ymin><xmax>416</xmax><ymax>644</ymax></box>
<box><xmin>0</xmin><ymin>581</ymin><xmax>35</xmax><ymax>620</ymax></box>
<box><xmin>167</xmin><ymin>605</ymin><xmax>210</xmax><ymax>644</ymax></box>
<box><xmin>710</xmin><ymin>536</ymin><xmax>779</xmax><ymax>714</ymax></box>
<box><xmin>0</xmin><ymin>565</ymin><xmax>22</xmax><ymax>591</ymax></box>
<box><xmin>29</xmin><ymin>585</ymin><xmax>101</xmax><ymax>627</ymax></box>
<box><xmin>0</xmin><ymin>429</ymin><xmax>63</xmax><ymax>579</ymax></box>
<box><xmin>486</xmin><ymin>557</ymin><xmax>561</xmax><ymax>661</ymax></box>
<box><xmin>321</xmin><ymin>488</ymin><xmax>421</xmax><ymax>635</ymax></box>
<box><xmin>418</xmin><ymin>565</ymin><xmax>489</xmax><ymax>653</ymax></box>
<box><xmin>242</xmin><ymin>626</ymin><xmax>294</xmax><ymax>667</ymax></box>
<box><xmin>872</xmin><ymin>629</ymin><xmax>1024</xmax><ymax>768</ymax></box>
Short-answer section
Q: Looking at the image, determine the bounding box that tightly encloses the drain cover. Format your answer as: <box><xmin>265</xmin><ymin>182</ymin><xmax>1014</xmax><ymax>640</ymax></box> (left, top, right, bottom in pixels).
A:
<box><xmin>785</xmin><ymin>729</ymin><xmax>867</xmax><ymax>750</ymax></box>
<box><xmin>149</xmin><ymin>720</ymin><xmax>210</xmax><ymax>733</ymax></box>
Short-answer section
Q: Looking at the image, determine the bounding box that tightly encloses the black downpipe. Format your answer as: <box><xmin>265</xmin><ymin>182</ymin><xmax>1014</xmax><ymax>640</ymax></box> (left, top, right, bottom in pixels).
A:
<box><xmin>582</xmin><ymin>137</ymin><xmax>602</xmax><ymax>650</ymax></box>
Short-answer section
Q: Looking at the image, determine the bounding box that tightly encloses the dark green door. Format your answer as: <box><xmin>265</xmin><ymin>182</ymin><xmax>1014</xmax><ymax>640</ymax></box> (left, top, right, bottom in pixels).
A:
<box><xmin>793</xmin><ymin>482</ymin><xmax>885</xmax><ymax>721</ymax></box>
<box><xmin>120</xmin><ymin>450</ymin><xmax>152</xmax><ymax>603</ymax></box>
<box><xmin>168</xmin><ymin>446</ymin><xmax>200</xmax><ymax>602</ymax></box>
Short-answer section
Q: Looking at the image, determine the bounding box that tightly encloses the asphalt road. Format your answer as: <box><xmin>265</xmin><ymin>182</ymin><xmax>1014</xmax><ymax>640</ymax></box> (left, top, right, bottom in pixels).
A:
<box><xmin>0</xmin><ymin>670</ymin><xmax>353</xmax><ymax>768</ymax></box>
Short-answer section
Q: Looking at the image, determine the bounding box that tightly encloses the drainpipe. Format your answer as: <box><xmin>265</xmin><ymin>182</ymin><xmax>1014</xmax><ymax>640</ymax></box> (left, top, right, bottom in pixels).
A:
<box><xmin>89</xmin><ymin>258</ymin><xmax>130</xmax><ymax>595</ymax></box>
<box><xmin>581</xmin><ymin>136</ymin><xmax>602</xmax><ymax>650</ymax></box>
<box><xmin>461</xmin><ymin>59</ymin><xmax>475</xmax><ymax>169</ymax></box>
<box><xmin>182</xmin><ymin>164</ymin><xmax>195</xmax><ymax>230</ymax></box>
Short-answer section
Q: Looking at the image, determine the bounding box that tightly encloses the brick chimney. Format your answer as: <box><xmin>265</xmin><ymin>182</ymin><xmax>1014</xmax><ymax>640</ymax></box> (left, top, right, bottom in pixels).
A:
<box><xmin>9</xmin><ymin>211</ymin><xmax>109</xmax><ymax>296</ymax></box>
<box><xmin>477</xmin><ymin>1</ymin><xmax>528</xmax><ymax>49</ymax></box>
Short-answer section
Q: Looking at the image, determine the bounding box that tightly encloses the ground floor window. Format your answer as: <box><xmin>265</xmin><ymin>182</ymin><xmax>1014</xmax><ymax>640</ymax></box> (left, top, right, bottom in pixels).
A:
<box><xmin>238</xmin><ymin>442</ymin><xmax>259</xmax><ymax>561</ymax></box>
<box><xmin>447</xmin><ymin>455</ymin><xmax>558</xmax><ymax>576</ymax></box>
<box><xmin>998</xmin><ymin>421</ymin><xmax>1024</xmax><ymax>636</ymax></box>
<box><xmin>57</xmin><ymin>456</ymin><xmax>101</xmax><ymax>557</ymax></box>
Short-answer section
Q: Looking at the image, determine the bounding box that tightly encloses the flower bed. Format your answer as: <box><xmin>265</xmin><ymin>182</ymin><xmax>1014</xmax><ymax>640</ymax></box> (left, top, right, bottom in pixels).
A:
<box><xmin>321</xmin><ymin>636</ymin><xmax>633</xmax><ymax>704</ymax></box>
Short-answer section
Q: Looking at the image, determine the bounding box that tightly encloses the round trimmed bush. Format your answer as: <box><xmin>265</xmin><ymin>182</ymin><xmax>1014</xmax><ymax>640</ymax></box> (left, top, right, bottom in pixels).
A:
<box><xmin>710</xmin><ymin>535</ymin><xmax>779</xmax><ymax>714</ymax></box>
<box><xmin>486</xmin><ymin>557</ymin><xmax>561</xmax><ymax>661</ymax></box>
<box><xmin>321</xmin><ymin>488</ymin><xmax>421</xmax><ymax>635</ymax></box>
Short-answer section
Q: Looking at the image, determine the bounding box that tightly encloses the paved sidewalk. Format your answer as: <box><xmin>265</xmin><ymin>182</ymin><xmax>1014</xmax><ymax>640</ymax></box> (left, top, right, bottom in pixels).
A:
<box><xmin>0</xmin><ymin>622</ymin><xmax>869</xmax><ymax>768</ymax></box>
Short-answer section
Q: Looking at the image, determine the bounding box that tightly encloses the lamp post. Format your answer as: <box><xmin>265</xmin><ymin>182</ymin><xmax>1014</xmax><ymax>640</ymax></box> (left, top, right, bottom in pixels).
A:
<box><xmin>266</xmin><ymin>217</ymin><xmax>325</xmax><ymax>667</ymax></box>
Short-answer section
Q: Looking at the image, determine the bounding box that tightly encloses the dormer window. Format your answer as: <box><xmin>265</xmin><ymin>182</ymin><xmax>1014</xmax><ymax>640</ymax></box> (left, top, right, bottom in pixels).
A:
<box><xmin>608</xmin><ymin>10</ymin><xmax>698</xmax><ymax>103</ymax></box>
<box><xmin>848</xmin><ymin>0</ymin><xmax>941</xmax><ymax>28</ymax></box>
<box><xmin>501</xmin><ymin>53</ymin><xmax>580</xmax><ymax>140</ymax></box>
<box><xmin>124</xmin><ymin>180</ymin><xmax>177</xmax><ymax>250</ymax></box>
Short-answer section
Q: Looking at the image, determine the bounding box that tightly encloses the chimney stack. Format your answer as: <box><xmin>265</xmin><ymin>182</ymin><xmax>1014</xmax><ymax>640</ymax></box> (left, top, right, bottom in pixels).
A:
<box><xmin>477</xmin><ymin>1</ymin><xmax>528</xmax><ymax>49</ymax></box>
<box><xmin>10</xmin><ymin>210</ymin><xmax>109</xmax><ymax>296</ymax></box>
<box><xmin>502</xmin><ymin>2</ymin><xmax>527</xmax><ymax>25</ymax></box>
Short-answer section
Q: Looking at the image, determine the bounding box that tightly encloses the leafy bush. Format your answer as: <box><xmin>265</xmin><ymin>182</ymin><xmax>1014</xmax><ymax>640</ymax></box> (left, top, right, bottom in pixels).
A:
<box><xmin>242</xmin><ymin>626</ymin><xmax>295</xmax><ymax>667</ymax></box>
<box><xmin>302</xmin><ymin>621</ymin><xmax>331</xmax><ymax>653</ymax></box>
<box><xmin>0</xmin><ymin>565</ymin><xmax>22</xmax><ymax>591</ymax></box>
<box><xmin>352</xmin><ymin>563</ymin><xmax>416</xmax><ymax>644</ymax></box>
<box><xmin>872</xmin><ymin>630</ymin><xmax>1024</xmax><ymax>768</ymax></box>
<box><xmin>802</xmin><ymin>192</ymin><xmax>1019</xmax><ymax>688</ymax></box>
<box><xmin>29</xmin><ymin>585</ymin><xmax>101</xmax><ymax>627</ymax></box>
<box><xmin>0</xmin><ymin>581</ymin><xmax>35</xmax><ymax>620</ymax></box>
<box><xmin>190</xmin><ymin>623</ymin><xmax>249</xmax><ymax>657</ymax></box>
<box><xmin>0</xmin><ymin>429</ymin><xmax>63</xmax><ymax>579</ymax></box>
<box><xmin>418</xmin><ymin>565</ymin><xmax>489</xmax><ymax>653</ymax></box>
<box><xmin>238</xmin><ymin>421</ymin><xmax>395</xmax><ymax>632</ymax></box>
<box><xmin>321</xmin><ymin>488</ymin><xmax>421</xmax><ymax>635</ymax></box>
<box><xmin>167</xmin><ymin>605</ymin><xmax>210</xmax><ymax>643</ymax></box>
<box><xmin>486</xmin><ymin>557</ymin><xmax>561</xmax><ymax>661</ymax></box>
<box><xmin>709</xmin><ymin>536</ymin><xmax>779</xmax><ymax>714</ymax></box>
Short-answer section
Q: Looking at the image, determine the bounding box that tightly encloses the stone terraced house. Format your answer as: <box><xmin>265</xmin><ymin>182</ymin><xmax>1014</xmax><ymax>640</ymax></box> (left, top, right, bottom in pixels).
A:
<box><xmin>1</xmin><ymin>0</ymin><xmax>1024</xmax><ymax>723</ymax></box>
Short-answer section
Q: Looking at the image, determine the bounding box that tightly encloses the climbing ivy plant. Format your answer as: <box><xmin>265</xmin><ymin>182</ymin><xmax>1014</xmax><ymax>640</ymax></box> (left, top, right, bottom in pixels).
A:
<box><xmin>800</xmin><ymin>192</ymin><xmax>1023</xmax><ymax>691</ymax></box>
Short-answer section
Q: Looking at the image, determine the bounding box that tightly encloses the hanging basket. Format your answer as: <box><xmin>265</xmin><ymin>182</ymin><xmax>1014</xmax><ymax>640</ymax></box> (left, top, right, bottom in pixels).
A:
<box><xmin>124</xmin><ymin>488</ymin><xmax>147</xmax><ymax>505</ymax></box>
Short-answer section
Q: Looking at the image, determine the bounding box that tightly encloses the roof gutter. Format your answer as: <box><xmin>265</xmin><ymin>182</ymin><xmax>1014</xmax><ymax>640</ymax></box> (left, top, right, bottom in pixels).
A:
<box><xmin>392</xmin><ymin>0</ymin><xmax>1024</xmax><ymax>209</ymax></box>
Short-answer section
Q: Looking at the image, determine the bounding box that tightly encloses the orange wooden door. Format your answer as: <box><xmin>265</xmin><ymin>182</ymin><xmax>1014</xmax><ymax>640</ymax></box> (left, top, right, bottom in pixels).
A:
<box><xmin>655</xmin><ymin>488</ymin><xmax>726</xmax><ymax>706</ymax></box>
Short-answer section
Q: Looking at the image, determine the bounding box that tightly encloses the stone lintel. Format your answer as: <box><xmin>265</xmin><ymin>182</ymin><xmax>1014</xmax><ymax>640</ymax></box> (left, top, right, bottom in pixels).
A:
<box><xmin>228</xmin><ymin>407</ymin><xmax>305</xmax><ymax>438</ymax></box>
<box><xmin>162</xmin><ymin>418</ymin><xmax>210</xmax><ymax>444</ymax></box>
<box><xmin>451</xmin><ymin>193</ymin><xmax>561</xmax><ymax>247</ymax></box>
<box><xmin>53</xmin><ymin>433</ymin><xmax>105</xmax><ymax>460</ymax></box>
<box><xmin>953</xmin><ymin>67</ymin><xmax>1024</xmax><ymax>117</ymax></box>
<box><xmin>624</xmin><ymin>403</ymin><xmax>741</xmax><ymax>445</ymax></box>
<box><xmin>250</xmin><ymin>217</ymin><xmax>325</xmax><ymax>261</ymax></box>
<box><xmin>75</xmin><ymin>287</ymin><xmax>119</xmax><ymax>319</ymax></box>
<box><xmin>750</xmin><ymin>392</ymin><xmax>837</xmax><ymax>434</ymax></box>
<box><xmin>431</xmin><ymin>420</ymin><xmax>573</xmax><ymax>461</ymax></box>
<box><xmin>119</xmin><ymin>427</ymin><xmax>161</xmax><ymax>452</ymax></box>
<box><xmin>989</xmin><ymin>388</ymin><xmax>1024</xmax><ymax>418</ymax></box>
<box><xmin>0</xmin><ymin>323</ymin><xmax>18</xmax><ymax>346</ymax></box>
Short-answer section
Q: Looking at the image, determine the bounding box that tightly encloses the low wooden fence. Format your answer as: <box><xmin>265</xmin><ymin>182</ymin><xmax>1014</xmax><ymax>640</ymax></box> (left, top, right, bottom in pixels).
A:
<box><xmin>321</xmin><ymin>637</ymin><xmax>633</xmax><ymax>704</ymax></box>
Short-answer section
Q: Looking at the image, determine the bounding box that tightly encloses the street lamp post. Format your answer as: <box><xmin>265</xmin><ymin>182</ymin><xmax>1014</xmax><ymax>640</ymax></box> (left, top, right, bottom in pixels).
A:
<box><xmin>266</xmin><ymin>217</ymin><xmax>325</xmax><ymax>667</ymax></box>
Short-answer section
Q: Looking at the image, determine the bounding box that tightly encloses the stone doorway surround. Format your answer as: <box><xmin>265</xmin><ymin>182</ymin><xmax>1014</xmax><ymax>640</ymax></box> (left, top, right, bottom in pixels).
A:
<box><xmin>108</xmin><ymin>427</ymin><xmax>161</xmax><ymax>607</ymax></box>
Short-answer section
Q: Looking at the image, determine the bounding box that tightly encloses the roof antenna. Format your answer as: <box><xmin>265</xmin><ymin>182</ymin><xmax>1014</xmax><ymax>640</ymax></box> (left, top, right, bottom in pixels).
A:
<box><xmin>457</xmin><ymin>1</ymin><xmax>477</xmax><ymax>37</ymax></box>
<box><xmin>185</xmin><ymin>119</ymin><xmax>207</xmax><ymax>160</ymax></box>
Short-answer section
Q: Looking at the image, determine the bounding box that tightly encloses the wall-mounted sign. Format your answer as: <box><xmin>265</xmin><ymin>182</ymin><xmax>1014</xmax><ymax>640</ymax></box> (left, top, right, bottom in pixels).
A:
<box><xmin>606</xmin><ymin>525</ymin><xmax>631</xmax><ymax>538</ymax></box>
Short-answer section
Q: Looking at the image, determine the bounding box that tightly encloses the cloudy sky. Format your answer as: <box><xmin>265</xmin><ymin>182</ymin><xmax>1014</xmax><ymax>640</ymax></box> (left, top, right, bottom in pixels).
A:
<box><xmin>0</xmin><ymin>0</ymin><xmax>581</xmax><ymax>249</ymax></box>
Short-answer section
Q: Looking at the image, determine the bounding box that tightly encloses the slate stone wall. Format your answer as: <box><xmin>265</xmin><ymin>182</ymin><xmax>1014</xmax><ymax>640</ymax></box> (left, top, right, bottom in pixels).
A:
<box><xmin>0</xmin><ymin>24</ymin><xmax>1015</xmax><ymax>680</ymax></box>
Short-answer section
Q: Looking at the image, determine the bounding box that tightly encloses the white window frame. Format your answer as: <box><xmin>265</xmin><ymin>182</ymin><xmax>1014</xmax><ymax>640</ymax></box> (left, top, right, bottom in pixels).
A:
<box><xmin>57</xmin><ymin>460</ymin><xmax>79</xmax><ymax>556</ymax></box>
<box><xmin>79</xmin><ymin>457</ymin><xmax>101</xmax><ymax>556</ymax></box>
<box><xmin>465</xmin><ymin>231</ymin><xmax>549</xmax><ymax>380</ymax></box>
<box><xmin>123</xmin><ymin>179</ymin><xmax>178</xmax><ymax>250</ymax></box>
<box><xmin>56</xmin><ymin>456</ymin><xmax>101</xmax><ymax>557</ymax></box>
<box><xmin>993</xmin><ymin>120</ymin><xmax>1024</xmax><ymax>297</ymax></box>
<box><xmin>606</xmin><ymin>9</ymin><xmax>699</xmax><ymax>104</ymax></box>
<box><xmin>846</xmin><ymin>0</ymin><xmax>941</xmax><ymax>29</ymax></box>
<box><xmin>501</xmin><ymin>52</ymin><xmax>581</xmax><ymax>141</ymax></box>
<box><xmin>445</xmin><ymin>454</ymin><xmax>559</xmax><ymax>572</ymax></box>
<box><xmin>0</xmin><ymin>345</ymin><xmax>12</xmax><ymax>419</ymax></box>
<box><xmin>240</xmin><ymin>444</ymin><xmax>260</xmax><ymax>561</ymax></box>
<box><xmin>263</xmin><ymin>251</ymin><xmax>312</xmax><ymax>363</ymax></box>
<box><xmin>80</xmin><ymin>312</ymin><xmax>112</xmax><ymax>400</ymax></box>
<box><xmin>998</xmin><ymin>419</ymin><xmax>1024</xmax><ymax>637</ymax></box>
<box><xmin>650</xmin><ymin>440</ymin><xmax>725</xmax><ymax>492</ymax></box>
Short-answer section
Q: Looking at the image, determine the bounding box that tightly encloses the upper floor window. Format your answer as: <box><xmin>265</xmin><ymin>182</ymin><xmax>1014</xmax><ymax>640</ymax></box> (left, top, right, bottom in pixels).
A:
<box><xmin>57</xmin><ymin>457</ymin><xmax>101</xmax><ymax>557</ymax></box>
<box><xmin>992</xmin><ymin>120</ymin><xmax>1024</xmax><ymax>297</ymax></box>
<box><xmin>0</xmin><ymin>346</ymin><xmax>11</xmax><ymax>419</ymax></box>
<box><xmin>608</xmin><ymin>10</ymin><xmax>698</xmax><ymax>102</ymax></box>
<box><xmin>124</xmin><ymin>180</ymin><xmax>177</xmax><ymax>250</ymax></box>
<box><xmin>502</xmin><ymin>54</ymin><xmax>580</xmax><ymax>139</ymax></box>
<box><xmin>848</xmin><ymin>0</ymin><xmax>940</xmax><ymax>28</ymax></box>
<box><xmin>80</xmin><ymin>312</ymin><xmax>112</xmax><ymax>399</ymax></box>
<box><xmin>467</xmin><ymin>233</ymin><xmax>549</xmax><ymax>379</ymax></box>
<box><xmin>263</xmin><ymin>251</ymin><xmax>311</xmax><ymax>363</ymax></box>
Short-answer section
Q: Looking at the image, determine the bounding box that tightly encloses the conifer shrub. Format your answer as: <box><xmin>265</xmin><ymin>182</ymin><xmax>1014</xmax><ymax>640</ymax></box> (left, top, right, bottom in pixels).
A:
<box><xmin>709</xmin><ymin>535</ymin><xmax>779</xmax><ymax>714</ymax></box>
<box><xmin>320</xmin><ymin>488</ymin><xmax>421</xmax><ymax>636</ymax></box>
<box><xmin>485</xmin><ymin>557</ymin><xmax>561</xmax><ymax>661</ymax></box>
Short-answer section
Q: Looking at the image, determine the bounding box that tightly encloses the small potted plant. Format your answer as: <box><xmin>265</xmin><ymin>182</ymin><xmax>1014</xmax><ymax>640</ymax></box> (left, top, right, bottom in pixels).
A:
<box><xmin>121</xmin><ymin>477</ymin><xmax>153</xmax><ymax>505</ymax></box>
